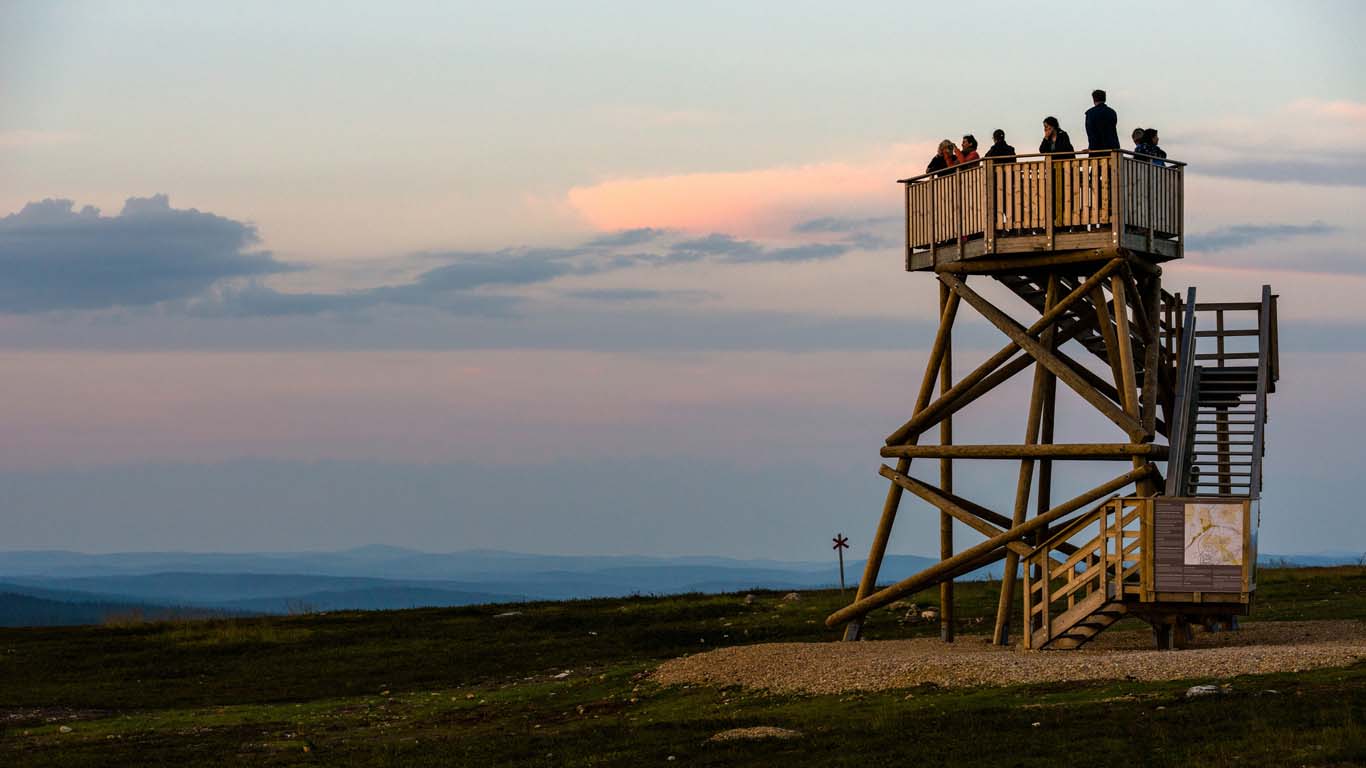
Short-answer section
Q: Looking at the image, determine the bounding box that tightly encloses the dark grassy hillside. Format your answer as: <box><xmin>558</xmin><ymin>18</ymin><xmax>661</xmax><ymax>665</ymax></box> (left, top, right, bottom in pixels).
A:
<box><xmin>0</xmin><ymin>566</ymin><xmax>1362</xmax><ymax>767</ymax></box>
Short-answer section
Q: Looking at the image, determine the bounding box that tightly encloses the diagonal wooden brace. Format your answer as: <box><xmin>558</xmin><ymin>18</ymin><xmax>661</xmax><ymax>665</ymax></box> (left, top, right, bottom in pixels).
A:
<box><xmin>886</xmin><ymin>258</ymin><xmax>1124</xmax><ymax>446</ymax></box>
<box><xmin>939</xmin><ymin>273</ymin><xmax>1145</xmax><ymax>441</ymax></box>
<box><xmin>825</xmin><ymin>464</ymin><xmax>1156</xmax><ymax>628</ymax></box>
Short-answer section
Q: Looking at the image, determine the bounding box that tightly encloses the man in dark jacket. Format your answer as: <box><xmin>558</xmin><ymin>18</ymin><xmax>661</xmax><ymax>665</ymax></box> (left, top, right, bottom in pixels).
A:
<box><xmin>1085</xmin><ymin>89</ymin><xmax>1120</xmax><ymax>152</ymax></box>
<box><xmin>1040</xmin><ymin>116</ymin><xmax>1074</xmax><ymax>158</ymax></box>
<box><xmin>983</xmin><ymin>129</ymin><xmax>1016</xmax><ymax>161</ymax></box>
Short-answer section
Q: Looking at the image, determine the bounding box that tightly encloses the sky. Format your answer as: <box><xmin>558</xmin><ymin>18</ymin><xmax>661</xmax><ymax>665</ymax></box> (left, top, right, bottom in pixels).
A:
<box><xmin>1</xmin><ymin>1</ymin><xmax>1364</xmax><ymax>559</ymax></box>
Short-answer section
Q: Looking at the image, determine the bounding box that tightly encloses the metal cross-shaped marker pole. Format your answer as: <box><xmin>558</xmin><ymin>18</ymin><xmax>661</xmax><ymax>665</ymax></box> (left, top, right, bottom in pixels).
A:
<box><xmin>832</xmin><ymin>533</ymin><xmax>850</xmax><ymax>593</ymax></box>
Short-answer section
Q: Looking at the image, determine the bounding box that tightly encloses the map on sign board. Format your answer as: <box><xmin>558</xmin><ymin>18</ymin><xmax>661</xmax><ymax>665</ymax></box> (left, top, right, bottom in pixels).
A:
<box><xmin>1183</xmin><ymin>503</ymin><xmax>1244</xmax><ymax>566</ymax></box>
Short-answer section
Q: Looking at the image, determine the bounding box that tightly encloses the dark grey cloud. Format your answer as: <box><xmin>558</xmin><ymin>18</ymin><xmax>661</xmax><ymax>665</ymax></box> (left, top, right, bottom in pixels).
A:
<box><xmin>565</xmin><ymin>288</ymin><xmax>702</xmax><ymax>302</ymax></box>
<box><xmin>791</xmin><ymin>215</ymin><xmax>899</xmax><ymax>250</ymax></box>
<box><xmin>792</xmin><ymin>215</ymin><xmax>899</xmax><ymax>234</ymax></box>
<box><xmin>761</xmin><ymin>243</ymin><xmax>850</xmax><ymax>262</ymax></box>
<box><xmin>0</xmin><ymin>195</ymin><xmax>290</xmax><ymax>313</ymax></box>
<box><xmin>3</xmin><ymin>195</ymin><xmax>860</xmax><ymax>324</ymax></box>
<box><xmin>1194</xmin><ymin>158</ymin><xmax>1366</xmax><ymax>188</ymax></box>
<box><xmin>1186</xmin><ymin>222</ymin><xmax>1338</xmax><ymax>252</ymax></box>
<box><xmin>585</xmin><ymin>228</ymin><xmax>669</xmax><ymax>247</ymax></box>
<box><xmin>671</xmin><ymin>233</ymin><xmax>849</xmax><ymax>264</ymax></box>
<box><xmin>670</xmin><ymin>233</ymin><xmax>765</xmax><ymax>261</ymax></box>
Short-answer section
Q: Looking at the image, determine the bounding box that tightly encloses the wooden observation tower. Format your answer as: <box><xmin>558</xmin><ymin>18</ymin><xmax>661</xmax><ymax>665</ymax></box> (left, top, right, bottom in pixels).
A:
<box><xmin>825</xmin><ymin>150</ymin><xmax>1279</xmax><ymax>649</ymax></box>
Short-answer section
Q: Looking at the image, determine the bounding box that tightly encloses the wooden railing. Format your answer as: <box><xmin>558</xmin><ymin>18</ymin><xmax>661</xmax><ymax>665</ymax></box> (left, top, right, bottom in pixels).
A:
<box><xmin>1022</xmin><ymin>497</ymin><xmax>1148</xmax><ymax>649</ymax></box>
<box><xmin>901</xmin><ymin>150</ymin><xmax>1185</xmax><ymax>269</ymax></box>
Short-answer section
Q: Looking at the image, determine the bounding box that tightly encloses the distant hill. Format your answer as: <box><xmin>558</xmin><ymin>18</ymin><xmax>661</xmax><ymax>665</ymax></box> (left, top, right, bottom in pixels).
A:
<box><xmin>0</xmin><ymin>546</ymin><xmax>1356</xmax><ymax>627</ymax></box>
<box><xmin>0</xmin><ymin>592</ymin><xmax>228</xmax><ymax>628</ymax></box>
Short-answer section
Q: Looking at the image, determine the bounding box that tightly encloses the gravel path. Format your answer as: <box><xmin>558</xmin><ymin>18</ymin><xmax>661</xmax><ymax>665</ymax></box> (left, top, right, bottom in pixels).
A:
<box><xmin>653</xmin><ymin>620</ymin><xmax>1366</xmax><ymax>694</ymax></box>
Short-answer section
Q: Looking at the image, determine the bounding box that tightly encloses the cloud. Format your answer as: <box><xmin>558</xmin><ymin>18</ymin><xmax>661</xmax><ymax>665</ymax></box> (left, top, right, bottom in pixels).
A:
<box><xmin>585</xmin><ymin>228</ymin><xmax>669</xmax><ymax>247</ymax></box>
<box><xmin>670</xmin><ymin>233</ymin><xmax>849</xmax><ymax>264</ymax></box>
<box><xmin>1194</xmin><ymin>159</ymin><xmax>1366</xmax><ymax>188</ymax></box>
<box><xmin>565</xmin><ymin>144</ymin><xmax>928</xmax><ymax>237</ymax></box>
<box><xmin>1186</xmin><ymin>222</ymin><xmax>1338</xmax><ymax>252</ymax></box>
<box><xmin>194</xmin><ymin>249</ymin><xmax>583</xmax><ymax>318</ymax></box>
<box><xmin>211</xmin><ymin>231</ymin><xmax>851</xmax><ymax>317</ymax></box>
<box><xmin>563</xmin><ymin>288</ymin><xmax>713</xmax><ymax>303</ymax></box>
<box><xmin>1184</xmin><ymin>99</ymin><xmax>1366</xmax><ymax>187</ymax></box>
<box><xmin>792</xmin><ymin>215</ymin><xmax>899</xmax><ymax>234</ymax></box>
<box><xmin>0</xmin><ymin>195</ymin><xmax>290</xmax><ymax>313</ymax></box>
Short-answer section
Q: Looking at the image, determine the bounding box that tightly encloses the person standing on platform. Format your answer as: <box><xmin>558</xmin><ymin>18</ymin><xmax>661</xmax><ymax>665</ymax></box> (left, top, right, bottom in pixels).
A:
<box><xmin>926</xmin><ymin>139</ymin><xmax>959</xmax><ymax>175</ymax></box>
<box><xmin>1040</xmin><ymin>116</ymin><xmax>1074</xmax><ymax>158</ymax></box>
<box><xmin>984</xmin><ymin>129</ymin><xmax>1016</xmax><ymax>161</ymax></box>
<box><xmin>1085</xmin><ymin>89</ymin><xmax>1120</xmax><ymax>153</ymax></box>
<box><xmin>1131</xmin><ymin>127</ymin><xmax>1146</xmax><ymax>152</ymax></box>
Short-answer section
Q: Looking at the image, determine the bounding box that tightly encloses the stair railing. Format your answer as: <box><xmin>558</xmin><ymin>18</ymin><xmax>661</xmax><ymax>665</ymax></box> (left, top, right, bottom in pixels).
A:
<box><xmin>1021</xmin><ymin>498</ymin><xmax>1147</xmax><ymax>648</ymax></box>
<box><xmin>1250</xmin><ymin>285</ymin><xmax>1274</xmax><ymax>499</ymax></box>
<box><xmin>1165</xmin><ymin>287</ymin><xmax>1199</xmax><ymax>496</ymax></box>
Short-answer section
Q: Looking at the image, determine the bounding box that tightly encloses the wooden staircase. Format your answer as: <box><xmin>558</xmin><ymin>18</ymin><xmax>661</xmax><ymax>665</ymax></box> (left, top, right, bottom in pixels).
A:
<box><xmin>1023</xmin><ymin>497</ymin><xmax>1146</xmax><ymax>649</ymax></box>
<box><xmin>1041</xmin><ymin>590</ymin><xmax>1128</xmax><ymax>650</ymax></box>
<box><xmin>1017</xmin><ymin>285</ymin><xmax>1278</xmax><ymax>650</ymax></box>
<box><xmin>1166</xmin><ymin>286</ymin><xmax>1279</xmax><ymax>498</ymax></box>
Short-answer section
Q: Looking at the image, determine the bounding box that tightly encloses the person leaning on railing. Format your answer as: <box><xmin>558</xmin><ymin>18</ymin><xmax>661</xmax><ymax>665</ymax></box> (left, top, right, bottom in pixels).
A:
<box><xmin>983</xmin><ymin>129</ymin><xmax>1016</xmax><ymax>162</ymax></box>
<box><xmin>1039</xmin><ymin>116</ymin><xmax>1074</xmax><ymax>159</ymax></box>
<box><xmin>1135</xmin><ymin>128</ymin><xmax>1168</xmax><ymax>167</ymax></box>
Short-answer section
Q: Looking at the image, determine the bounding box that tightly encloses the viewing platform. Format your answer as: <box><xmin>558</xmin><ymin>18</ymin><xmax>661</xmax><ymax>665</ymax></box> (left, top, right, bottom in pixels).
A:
<box><xmin>901</xmin><ymin>150</ymin><xmax>1184</xmax><ymax>272</ymax></box>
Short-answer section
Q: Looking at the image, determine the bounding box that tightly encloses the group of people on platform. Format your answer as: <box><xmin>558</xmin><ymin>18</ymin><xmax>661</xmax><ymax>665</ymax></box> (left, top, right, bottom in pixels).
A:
<box><xmin>924</xmin><ymin>90</ymin><xmax>1168</xmax><ymax>176</ymax></box>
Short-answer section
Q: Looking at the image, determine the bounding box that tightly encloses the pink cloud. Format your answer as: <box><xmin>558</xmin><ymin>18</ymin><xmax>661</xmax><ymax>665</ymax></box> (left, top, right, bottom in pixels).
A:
<box><xmin>566</xmin><ymin>144</ymin><xmax>930</xmax><ymax>237</ymax></box>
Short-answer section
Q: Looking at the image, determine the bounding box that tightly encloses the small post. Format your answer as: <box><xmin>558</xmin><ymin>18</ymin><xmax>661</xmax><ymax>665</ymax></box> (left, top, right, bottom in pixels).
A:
<box><xmin>832</xmin><ymin>533</ymin><xmax>850</xmax><ymax>592</ymax></box>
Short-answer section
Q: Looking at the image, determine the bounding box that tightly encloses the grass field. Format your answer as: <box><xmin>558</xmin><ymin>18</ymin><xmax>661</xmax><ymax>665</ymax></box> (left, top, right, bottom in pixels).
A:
<box><xmin>1</xmin><ymin>566</ymin><xmax>1363</xmax><ymax>766</ymax></box>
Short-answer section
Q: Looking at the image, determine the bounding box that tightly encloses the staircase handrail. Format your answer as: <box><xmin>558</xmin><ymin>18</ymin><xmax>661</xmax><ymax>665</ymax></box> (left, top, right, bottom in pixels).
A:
<box><xmin>1165</xmin><ymin>287</ymin><xmax>1199</xmax><ymax>496</ymax></box>
<box><xmin>1250</xmin><ymin>285</ymin><xmax>1273</xmax><ymax>498</ymax></box>
<box><xmin>1028</xmin><ymin>497</ymin><xmax>1112</xmax><ymax>557</ymax></box>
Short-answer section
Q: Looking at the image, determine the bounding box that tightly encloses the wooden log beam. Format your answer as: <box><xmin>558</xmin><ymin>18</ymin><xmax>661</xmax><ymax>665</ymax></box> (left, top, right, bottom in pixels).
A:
<box><xmin>1090</xmin><ymin>285</ymin><xmax>1129</xmax><ymax>408</ymax></box>
<box><xmin>940</xmin><ymin>273</ymin><xmax>1145</xmax><ymax>441</ymax></box>
<box><xmin>876</xmin><ymin>468</ymin><xmax>1082</xmax><ymax>558</ymax></box>
<box><xmin>1111</xmin><ymin>274</ymin><xmax>1155</xmax><ymax>496</ymax></box>
<box><xmin>1124</xmin><ymin>268</ymin><xmax>1153</xmax><ymax>343</ymax></box>
<box><xmin>1140</xmin><ymin>275</ymin><xmax>1162</xmax><ymax>442</ymax></box>
<box><xmin>826</xmin><ymin>465</ymin><xmax>1157</xmax><ymax>628</ymax></box>
<box><xmin>939</xmin><ymin>281</ymin><xmax>955</xmax><ymax>643</ymax></box>
<box><xmin>877</xmin><ymin>467</ymin><xmax>1033</xmax><ymax>558</ymax></box>
<box><xmin>994</xmin><ymin>275</ymin><xmax>1057</xmax><ymax>645</ymax></box>
<box><xmin>845</xmin><ymin>285</ymin><xmax>960</xmax><ymax>641</ymax></box>
<box><xmin>879</xmin><ymin>443</ymin><xmax>1169</xmax><ymax>460</ymax></box>
<box><xmin>886</xmin><ymin>259</ymin><xmax>1123</xmax><ymax>445</ymax></box>
<box><xmin>934</xmin><ymin>248</ymin><xmax>1119</xmax><ymax>274</ymax></box>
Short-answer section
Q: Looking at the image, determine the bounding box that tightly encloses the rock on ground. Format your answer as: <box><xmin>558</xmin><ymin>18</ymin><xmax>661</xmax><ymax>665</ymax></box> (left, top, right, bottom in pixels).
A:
<box><xmin>707</xmin><ymin>727</ymin><xmax>803</xmax><ymax>743</ymax></box>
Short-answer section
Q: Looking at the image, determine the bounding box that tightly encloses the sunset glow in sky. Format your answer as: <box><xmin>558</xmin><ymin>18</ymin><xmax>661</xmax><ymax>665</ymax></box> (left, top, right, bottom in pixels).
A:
<box><xmin>2</xmin><ymin>1</ymin><xmax>1364</xmax><ymax>558</ymax></box>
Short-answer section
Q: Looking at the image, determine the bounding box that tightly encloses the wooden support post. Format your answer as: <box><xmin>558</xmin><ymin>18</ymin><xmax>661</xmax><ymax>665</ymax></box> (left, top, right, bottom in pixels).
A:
<box><xmin>844</xmin><ymin>288</ymin><xmax>960</xmax><ymax>641</ymax></box>
<box><xmin>1112</xmin><ymin>274</ymin><xmax>1153</xmax><ymax>496</ymax></box>
<box><xmin>1140</xmin><ymin>275</ymin><xmax>1162</xmax><ymax>441</ymax></box>
<box><xmin>993</xmin><ymin>275</ymin><xmax>1058</xmax><ymax>646</ymax></box>
<box><xmin>939</xmin><ymin>281</ymin><xmax>955</xmax><ymax>643</ymax></box>
<box><xmin>940</xmin><ymin>274</ymin><xmax>1145</xmax><ymax>440</ymax></box>
<box><xmin>825</xmin><ymin>465</ymin><xmax>1158</xmax><ymax>628</ymax></box>
<box><xmin>1091</xmin><ymin>285</ymin><xmax>1129</xmax><ymax>405</ymax></box>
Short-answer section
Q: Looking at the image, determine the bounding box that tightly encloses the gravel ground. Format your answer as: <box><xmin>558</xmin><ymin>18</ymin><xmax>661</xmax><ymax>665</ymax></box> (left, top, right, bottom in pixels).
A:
<box><xmin>653</xmin><ymin>620</ymin><xmax>1366</xmax><ymax>695</ymax></box>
